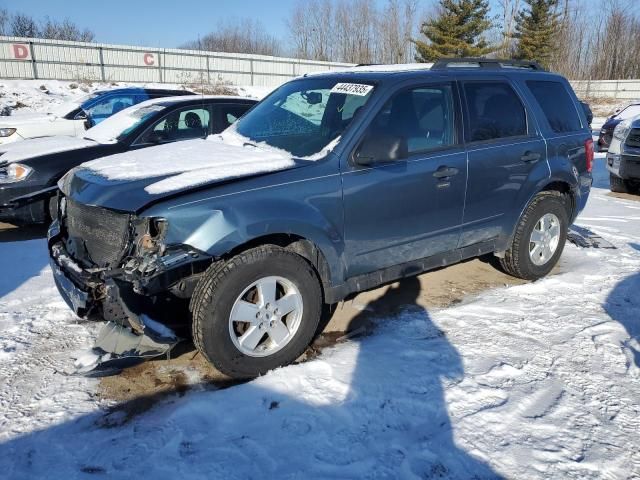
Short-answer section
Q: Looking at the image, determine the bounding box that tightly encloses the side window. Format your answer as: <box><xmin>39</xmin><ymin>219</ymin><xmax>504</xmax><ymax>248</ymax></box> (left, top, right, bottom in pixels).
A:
<box><xmin>463</xmin><ymin>82</ymin><xmax>528</xmax><ymax>142</ymax></box>
<box><xmin>527</xmin><ymin>80</ymin><xmax>582</xmax><ymax>133</ymax></box>
<box><xmin>85</xmin><ymin>94</ymin><xmax>136</xmax><ymax>123</ymax></box>
<box><xmin>214</xmin><ymin>103</ymin><xmax>253</xmax><ymax>134</ymax></box>
<box><xmin>142</xmin><ymin>107</ymin><xmax>210</xmax><ymax>143</ymax></box>
<box><xmin>362</xmin><ymin>85</ymin><xmax>456</xmax><ymax>155</ymax></box>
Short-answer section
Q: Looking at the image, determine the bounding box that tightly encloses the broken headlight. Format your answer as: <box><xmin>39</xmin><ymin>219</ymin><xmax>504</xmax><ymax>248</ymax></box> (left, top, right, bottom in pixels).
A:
<box><xmin>136</xmin><ymin>217</ymin><xmax>168</xmax><ymax>256</ymax></box>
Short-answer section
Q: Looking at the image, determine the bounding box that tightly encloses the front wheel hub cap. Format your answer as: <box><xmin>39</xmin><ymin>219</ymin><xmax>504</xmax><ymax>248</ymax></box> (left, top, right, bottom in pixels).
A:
<box><xmin>229</xmin><ymin>276</ymin><xmax>304</xmax><ymax>357</ymax></box>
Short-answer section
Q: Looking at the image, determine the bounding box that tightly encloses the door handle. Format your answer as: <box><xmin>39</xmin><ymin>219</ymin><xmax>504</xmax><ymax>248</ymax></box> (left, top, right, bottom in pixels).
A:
<box><xmin>433</xmin><ymin>166</ymin><xmax>459</xmax><ymax>179</ymax></box>
<box><xmin>521</xmin><ymin>151</ymin><xmax>541</xmax><ymax>163</ymax></box>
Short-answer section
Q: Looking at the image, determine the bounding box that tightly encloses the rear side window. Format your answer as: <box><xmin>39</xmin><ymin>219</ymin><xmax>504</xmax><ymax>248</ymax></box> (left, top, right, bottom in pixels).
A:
<box><xmin>527</xmin><ymin>81</ymin><xmax>582</xmax><ymax>133</ymax></box>
<box><xmin>463</xmin><ymin>82</ymin><xmax>527</xmax><ymax>142</ymax></box>
<box><xmin>214</xmin><ymin>103</ymin><xmax>253</xmax><ymax>134</ymax></box>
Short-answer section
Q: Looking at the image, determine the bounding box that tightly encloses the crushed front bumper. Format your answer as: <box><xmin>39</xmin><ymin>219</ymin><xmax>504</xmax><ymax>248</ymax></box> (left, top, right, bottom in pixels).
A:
<box><xmin>47</xmin><ymin>220</ymin><xmax>210</xmax><ymax>374</ymax></box>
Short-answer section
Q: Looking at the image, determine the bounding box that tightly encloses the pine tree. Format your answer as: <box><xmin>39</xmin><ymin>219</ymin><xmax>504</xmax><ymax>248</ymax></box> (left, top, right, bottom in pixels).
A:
<box><xmin>513</xmin><ymin>0</ymin><xmax>560</xmax><ymax>68</ymax></box>
<box><xmin>413</xmin><ymin>0</ymin><xmax>493</xmax><ymax>62</ymax></box>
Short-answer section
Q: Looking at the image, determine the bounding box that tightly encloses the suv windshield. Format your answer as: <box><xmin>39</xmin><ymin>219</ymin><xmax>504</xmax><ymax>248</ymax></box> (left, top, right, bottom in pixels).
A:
<box><xmin>233</xmin><ymin>78</ymin><xmax>375</xmax><ymax>157</ymax></box>
<box><xmin>84</xmin><ymin>104</ymin><xmax>166</xmax><ymax>144</ymax></box>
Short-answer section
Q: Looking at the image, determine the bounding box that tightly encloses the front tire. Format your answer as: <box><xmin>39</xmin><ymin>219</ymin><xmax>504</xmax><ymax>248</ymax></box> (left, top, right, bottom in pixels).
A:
<box><xmin>499</xmin><ymin>191</ymin><xmax>569</xmax><ymax>280</ymax></box>
<box><xmin>191</xmin><ymin>246</ymin><xmax>322</xmax><ymax>379</ymax></box>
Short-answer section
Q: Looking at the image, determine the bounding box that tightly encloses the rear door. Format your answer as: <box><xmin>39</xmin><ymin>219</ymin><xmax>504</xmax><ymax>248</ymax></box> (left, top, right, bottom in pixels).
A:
<box><xmin>342</xmin><ymin>81</ymin><xmax>467</xmax><ymax>277</ymax></box>
<box><xmin>525</xmin><ymin>79</ymin><xmax>590</xmax><ymax>177</ymax></box>
<box><xmin>460</xmin><ymin>78</ymin><xmax>547</xmax><ymax>247</ymax></box>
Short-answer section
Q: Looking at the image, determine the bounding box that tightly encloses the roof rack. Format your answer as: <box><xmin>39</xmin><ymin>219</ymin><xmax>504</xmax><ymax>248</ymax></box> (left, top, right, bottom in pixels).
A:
<box><xmin>431</xmin><ymin>58</ymin><xmax>545</xmax><ymax>71</ymax></box>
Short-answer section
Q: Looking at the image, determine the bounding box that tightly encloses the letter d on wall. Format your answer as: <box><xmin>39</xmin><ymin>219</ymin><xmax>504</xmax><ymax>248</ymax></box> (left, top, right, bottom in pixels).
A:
<box><xmin>12</xmin><ymin>44</ymin><xmax>30</xmax><ymax>60</ymax></box>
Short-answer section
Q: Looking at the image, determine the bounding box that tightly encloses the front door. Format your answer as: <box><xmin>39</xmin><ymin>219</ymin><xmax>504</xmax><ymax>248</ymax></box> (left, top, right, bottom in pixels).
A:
<box><xmin>342</xmin><ymin>82</ymin><xmax>467</xmax><ymax>278</ymax></box>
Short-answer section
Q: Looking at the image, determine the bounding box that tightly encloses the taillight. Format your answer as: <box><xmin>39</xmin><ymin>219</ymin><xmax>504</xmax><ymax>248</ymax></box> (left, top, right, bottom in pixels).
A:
<box><xmin>585</xmin><ymin>138</ymin><xmax>594</xmax><ymax>173</ymax></box>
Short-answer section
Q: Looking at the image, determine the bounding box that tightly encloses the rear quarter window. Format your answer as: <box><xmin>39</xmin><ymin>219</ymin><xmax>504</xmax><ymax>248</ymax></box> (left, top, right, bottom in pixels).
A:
<box><xmin>527</xmin><ymin>80</ymin><xmax>583</xmax><ymax>133</ymax></box>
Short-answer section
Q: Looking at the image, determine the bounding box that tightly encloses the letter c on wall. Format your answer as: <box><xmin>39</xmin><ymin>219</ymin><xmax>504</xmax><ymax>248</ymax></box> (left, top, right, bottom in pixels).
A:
<box><xmin>143</xmin><ymin>53</ymin><xmax>155</xmax><ymax>66</ymax></box>
<box><xmin>12</xmin><ymin>44</ymin><xmax>30</xmax><ymax>60</ymax></box>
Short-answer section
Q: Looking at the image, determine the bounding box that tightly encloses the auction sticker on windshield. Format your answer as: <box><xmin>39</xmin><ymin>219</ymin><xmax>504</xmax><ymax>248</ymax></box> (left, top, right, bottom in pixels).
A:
<box><xmin>330</xmin><ymin>83</ymin><xmax>374</xmax><ymax>96</ymax></box>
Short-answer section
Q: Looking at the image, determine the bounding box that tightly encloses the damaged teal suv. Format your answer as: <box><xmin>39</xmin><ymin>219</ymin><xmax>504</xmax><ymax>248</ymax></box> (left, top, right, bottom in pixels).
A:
<box><xmin>49</xmin><ymin>59</ymin><xmax>593</xmax><ymax>378</ymax></box>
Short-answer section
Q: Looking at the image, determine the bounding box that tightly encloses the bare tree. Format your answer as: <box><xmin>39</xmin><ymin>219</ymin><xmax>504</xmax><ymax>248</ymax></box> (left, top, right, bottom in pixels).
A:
<box><xmin>10</xmin><ymin>13</ymin><xmax>39</xmax><ymax>37</ymax></box>
<box><xmin>288</xmin><ymin>0</ymin><xmax>420</xmax><ymax>64</ymax></box>
<box><xmin>379</xmin><ymin>0</ymin><xmax>418</xmax><ymax>63</ymax></box>
<box><xmin>308</xmin><ymin>0</ymin><xmax>334</xmax><ymax>61</ymax></box>
<box><xmin>40</xmin><ymin>17</ymin><xmax>95</xmax><ymax>42</ymax></box>
<box><xmin>496</xmin><ymin>0</ymin><xmax>520</xmax><ymax>57</ymax></box>
<box><xmin>182</xmin><ymin>18</ymin><xmax>281</xmax><ymax>56</ymax></box>
<box><xmin>287</xmin><ymin>2</ymin><xmax>313</xmax><ymax>59</ymax></box>
<box><xmin>0</xmin><ymin>9</ymin><xmax>9</xmax><ymax>36</ymax></box>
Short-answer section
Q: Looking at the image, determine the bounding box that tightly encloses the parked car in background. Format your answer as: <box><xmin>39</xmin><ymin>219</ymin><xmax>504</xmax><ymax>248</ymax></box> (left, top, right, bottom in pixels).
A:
<box><xmin>0</xmin><ymin>87</ymin><xmax>195</xmax><ymax>145</ymax></box>
<box><xmin>48</xmin><ymin>59</ymin><xmax>593</xmax><ymax>378</ymax></box>
<box><xmin>606</xmin><ymin>115</ymin><xmax>640</xmax><ymax>193</ymax></box>
<box><xmin>0</xmin><ymin>95</ymin><xmax>256</xmax><ymax>224</ymax></box>
<box><xmin>598</xmin><ymin>101</ymin><xmax>640</xmax><ymax>151</ymax></box>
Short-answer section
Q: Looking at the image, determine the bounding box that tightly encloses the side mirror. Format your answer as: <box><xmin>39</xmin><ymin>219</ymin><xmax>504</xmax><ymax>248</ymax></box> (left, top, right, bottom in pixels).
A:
<box><xmin>302</xmin><ymin>91</ymin><xmax>323</xmax><ymax>105</ymax></box>
<box><xmin>74</xmin><ymin>111</ymin><xmax>87</xmax><ymax>121</ymax></box>
<box><xmin>354</xmin><ymin>134</ymin><xmax>408</xmax><ymax>166</ymax></box>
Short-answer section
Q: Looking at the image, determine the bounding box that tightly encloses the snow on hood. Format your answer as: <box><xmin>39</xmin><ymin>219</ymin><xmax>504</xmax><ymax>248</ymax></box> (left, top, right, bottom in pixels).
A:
<box><xmin>0</xmin><ymin>136</ymin><xmax>97</xmax><ymax>163</ymax></box>
<box><xmin>0</xmin><ymin>112</ymin><xmax>52</xmax><ymax>126</ymax></box>
<box><xmin>81</xmin><ymin>135</ymin><xmax>298</xmax><ymax>195</ymax></box>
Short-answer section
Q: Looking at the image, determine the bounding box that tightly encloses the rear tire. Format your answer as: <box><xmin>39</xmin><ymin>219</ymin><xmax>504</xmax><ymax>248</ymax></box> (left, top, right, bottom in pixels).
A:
<box><xmin>499</xmin><ymin>191</ymin><xmax>569</xmax><ymax>280</ymax></box>
<box><xmin>190</xmin><ymin>245</ymin><xmax>322</xmax><ymax>379</ymax></box>
<box><xmin>610</xmin><ymin>173</ymin><xmax>631</xmax><ymax>193</ymax></box>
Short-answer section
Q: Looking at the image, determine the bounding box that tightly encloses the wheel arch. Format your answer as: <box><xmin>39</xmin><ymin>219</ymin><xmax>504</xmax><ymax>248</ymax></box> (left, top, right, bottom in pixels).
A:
<box><xmin>497</xmin><ymin>177</ymin><xmax>576</xmax><ymax>256</ymax></box>
<box><xmin>220</xmin><ymin>233</ymin><xmax>333</xmax><ymax>300</ymax></box>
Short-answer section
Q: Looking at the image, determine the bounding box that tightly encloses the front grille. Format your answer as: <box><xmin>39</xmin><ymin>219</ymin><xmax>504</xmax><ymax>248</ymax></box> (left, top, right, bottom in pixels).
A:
<box><xmin>64</xmin><ymin>198</ymin><xmax>131</xmax><ymax>268</ymax></box>
<box><xmin>626</xmin><ymin>128</ymin><xmax>640</xmax><ymax>148</ymax></box>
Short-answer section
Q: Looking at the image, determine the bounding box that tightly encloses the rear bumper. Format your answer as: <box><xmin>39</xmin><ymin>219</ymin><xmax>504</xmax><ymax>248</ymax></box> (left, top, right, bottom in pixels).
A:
<box><xmin>606</xmin><ymin>153</ymin><xmax>640</xmax><ymax>180</ymax></box>
<box><xmin>575</xmin><ymin>174</ymin><xmax>592</xmax><ymax>219</ymax></box>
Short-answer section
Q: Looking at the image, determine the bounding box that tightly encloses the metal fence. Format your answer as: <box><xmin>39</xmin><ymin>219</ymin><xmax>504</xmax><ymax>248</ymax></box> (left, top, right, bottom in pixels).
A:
<box><xmin>0</xmin><ymin>36</ymin><xmax>353</xmax><ymax>87</ymax></box>
<box><xmin>3</xmin><ymin>36</ymin><xmax>640</xmax><ymax>99</ymax></box>
<box><xmin>570</xmin><ymin>79</ymin><xmax>640</xmax><ymax>100</ymax></box>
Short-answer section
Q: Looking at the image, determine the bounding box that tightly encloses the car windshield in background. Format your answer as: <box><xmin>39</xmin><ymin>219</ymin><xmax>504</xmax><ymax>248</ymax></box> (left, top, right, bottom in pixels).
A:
<box><xmin>84</xmin><ymin>104</ymin><xmax>166</xmax><ymax>143</ymax></box>
<box><xmin>233</xmin><ymin>78</ymin><xmax>375</xmax><ymax>157</ymax></box>
<box><xmin>49</xmin><ymin>92</ymin><xmax>100</xmax><ymax>117</ymax></box>
<box><xmin>614</xmin><ymin>104</ymin><xmax>640</xmax><ymax>120</ymax></box>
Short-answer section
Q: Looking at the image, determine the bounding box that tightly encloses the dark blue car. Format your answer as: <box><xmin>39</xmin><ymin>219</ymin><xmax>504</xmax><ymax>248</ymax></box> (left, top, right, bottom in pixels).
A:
<box><xmin>48</xmin><ymin>59</ymin><xmax>593</xmax><ymax>378</ymax></box>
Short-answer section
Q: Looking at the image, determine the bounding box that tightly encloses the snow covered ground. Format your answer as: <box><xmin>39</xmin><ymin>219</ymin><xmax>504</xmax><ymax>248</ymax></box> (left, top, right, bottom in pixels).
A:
<box><xmin>0</xmin><ymin>154</ymin><xmax>638</xmax><ymax>478</ymax></box>
<box><xmin>0</xmin><ymin>79</ymin><xmax>271</xmax><ymax>117</ymax></box>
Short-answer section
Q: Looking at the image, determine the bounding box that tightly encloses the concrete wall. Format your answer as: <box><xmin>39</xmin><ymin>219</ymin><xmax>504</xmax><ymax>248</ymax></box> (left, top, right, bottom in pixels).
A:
<box><xmin>570</xmin><ymin>79</ymin><xmax>640</xmax><ymax>100</ymax></box>
<box><xmin>0</xmin><ymin>36</ymin><xmax>353</xmax><ymax>87</ymax></box>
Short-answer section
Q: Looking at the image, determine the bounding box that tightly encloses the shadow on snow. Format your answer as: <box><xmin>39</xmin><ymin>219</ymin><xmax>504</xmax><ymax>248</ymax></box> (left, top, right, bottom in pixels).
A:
<box><xmin>0</xmin><ymin>276</ymin><xmax>503</xmax><ymax>479</ymax></box>
<box><xmin>604</xmin><ymin>271</ymin><xmax>640</xmax><ymax>369</ymax></box>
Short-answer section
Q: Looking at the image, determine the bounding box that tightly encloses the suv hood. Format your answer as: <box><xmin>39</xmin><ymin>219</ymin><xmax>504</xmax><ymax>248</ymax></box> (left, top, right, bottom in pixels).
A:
<box><xmin>61</xmin><ymin>136</ymin><xmax>300</xmax><ymax>212</ymax></box>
